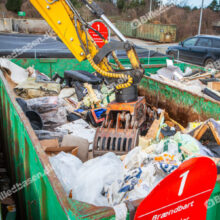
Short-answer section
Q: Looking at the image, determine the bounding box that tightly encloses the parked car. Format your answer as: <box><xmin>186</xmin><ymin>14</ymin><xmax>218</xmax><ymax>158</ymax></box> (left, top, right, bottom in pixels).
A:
<box><xmin>166</xmin><ymin>35</ymin><xmax>220</xmax><ymax>69</ymax></box>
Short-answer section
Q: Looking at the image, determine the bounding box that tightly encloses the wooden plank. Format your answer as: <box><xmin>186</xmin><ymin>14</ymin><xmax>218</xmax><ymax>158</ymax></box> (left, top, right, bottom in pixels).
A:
<box><xmin>45</xmin><ymin>146</ymin><xmax>79</xmax><ymax>156</ymax></box>
<box><xmin>208</xmin><ymin>82</ymin><xmax>220</xmax><ymax>92</ymax></box>
<box><xmin>145</xmin><ymin>110</ymin><xmax>165</xmax><ymax>140</ymax></box>
<box><xmin>208</xmin><ymin>121</ymin><xmax>220</xmax><ymax>145</ymax></box>
<box><xmin>40</xmin><ymin>139</ymin><xmax>59</xmax><ymax>151</ymax></box>
<box><xmin>193</xmin><ymin>124</ymin><xmax>209</xmax><ymax>140</ymax></box>
<box><xmin>40</xmin><ymin>139</ymin><xmax>79</xmax><ymax>157</ymax></box>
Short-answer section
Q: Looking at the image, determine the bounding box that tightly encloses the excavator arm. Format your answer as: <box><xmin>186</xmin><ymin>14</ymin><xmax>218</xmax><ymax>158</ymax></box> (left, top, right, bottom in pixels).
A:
<box><xmin>30</xmin><ymin>0</ymin><xmax>144</xmax><ymax>101</ymax></box>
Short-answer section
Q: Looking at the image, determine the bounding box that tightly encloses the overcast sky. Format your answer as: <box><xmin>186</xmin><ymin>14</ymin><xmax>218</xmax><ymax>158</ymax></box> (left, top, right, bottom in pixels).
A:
<box><xmin>187</xmin><ymin>0</ymin><xmax>213</xmax><ymax>7</ymax></box>
<box><xmin>163</xmin><ymin>0</ymin><xmax>213</xmax><ymax>7</ymax></box>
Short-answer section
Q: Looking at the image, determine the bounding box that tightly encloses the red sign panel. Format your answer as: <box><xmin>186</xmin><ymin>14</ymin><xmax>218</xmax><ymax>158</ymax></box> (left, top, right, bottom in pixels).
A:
<box><xmin>135</xmin><ymin>157</ymin><xmax>217</xmax><ymax>220</ymax></box>
<box><xmin>88</xmin><ymin>21</ymin><xmax>109</xmax><ymax>48</ymax></box>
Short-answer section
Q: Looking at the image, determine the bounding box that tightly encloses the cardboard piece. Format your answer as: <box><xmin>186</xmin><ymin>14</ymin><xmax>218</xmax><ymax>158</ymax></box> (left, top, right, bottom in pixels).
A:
<box><xmin>40</xmin><ymin>139</ymin><xmax>78</xmax><ymax>156</ymax></box>
<box><xmin>61</xmin><ymin>135</ymin><xmax>89</xmax><ymax>162</ymax></box>
<box><xmin>40</xmin><ymin>139</ymin><xmax>59</xmax><ymax>151</ymax></box>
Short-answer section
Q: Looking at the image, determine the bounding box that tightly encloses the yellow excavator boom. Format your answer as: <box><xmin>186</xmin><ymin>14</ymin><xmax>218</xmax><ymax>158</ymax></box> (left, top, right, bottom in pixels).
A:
<box><xmin>30</xmin><ymin>0</ymin><xmax>144</xmax><ymax>91</ymax></box>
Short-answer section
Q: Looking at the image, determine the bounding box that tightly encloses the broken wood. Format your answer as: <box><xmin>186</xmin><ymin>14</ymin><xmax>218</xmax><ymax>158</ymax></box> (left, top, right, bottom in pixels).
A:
<box><xmin>45</xmin><ymin>146</ymin><xmax>78</xmax><ymax>156</ymax></box>
<box><xmin>145</xmin><ymin>110</ymin><xmax>165</xmax><ymax>141</ymax></box>
<box><xmin>208</xmin><ymin>81</ymin><xmax>220</xmax><ymax>92</ymax></box>
<box><xmin>208</xmin><ymin>121</ymin><xmax>220</xmax><ymax>145</ymax></box>
<box><xmin>192</xmin><ymin>121</ymin><xmax>220</xmax><ymax>145</ymax></box>
<box><xmin>182</xmin><ymin>72</ymin><xmax>212</xmax><ymax>81</ymax></box>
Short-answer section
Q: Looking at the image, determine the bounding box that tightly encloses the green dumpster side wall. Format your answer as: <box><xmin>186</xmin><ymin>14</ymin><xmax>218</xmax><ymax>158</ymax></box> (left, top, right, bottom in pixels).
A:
<box><xmin>115</xmin><ymin>21</ymin><xmax>136</xmax><ymax>37</ymax></box>
<box><xmin>139</xmin><ymin>77</ymin><xmax>220</xmax><ymax>121</ymax></box>
<box><xmin>116</xmin><ymin>21</ymin><xmax>176</xmax><ymax>43</ymax></box>
<box><xmin>111</xmin><ymin>57</ymin><xmax>168</xmax><ymax>66</ymax></box>
<box><xmin>6</xmin><ymin>57</ymin><xmax>220</xmax><ymax>219</ymax></box>
<box><xmin>11</xmin><ymin>58</ymin><xmax>95</xmax><ymax>78</ymax></box>
<box><xmin>0</xmin><ymin>73</ymin><xmax>69</xmax><ymax>220</ymax></box>
<box><xmin>207</xmin><ymin>182</ymin><xmax>220</xmax><ymax>220</ymax></box>
<box><xmin>11</xmin><ymin>57</ymin><xmax>170</xmax><ymax>77</ymax></box>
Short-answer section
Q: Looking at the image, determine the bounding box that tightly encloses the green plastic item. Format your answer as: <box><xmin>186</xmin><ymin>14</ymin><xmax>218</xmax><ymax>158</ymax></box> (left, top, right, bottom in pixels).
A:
<box><xmin>17</xmin><ymin>11</ymin><xmax>26</xmax><ymax>17</ymax></box>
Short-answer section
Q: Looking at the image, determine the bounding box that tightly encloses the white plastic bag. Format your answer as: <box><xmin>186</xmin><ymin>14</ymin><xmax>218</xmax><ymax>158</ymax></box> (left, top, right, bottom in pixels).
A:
<box><xmin>122</xmin><ymin>147</ymin><xmax>148</xmax><ymax>170</ymax></box>
<box><xmin>72</xmin><ymin>152</ymin><xmax>123</xmax><ymax>207</ymax></box>
<box><xmin>0</xmin><ymin>58</ymin><xmax>29</xmax><ymax>84</ymax></box>
<box><xmin>50</xmin><ymin>152</ymin><xmax>123</xmax><ymax>206</ymax></box>
<box><xmin>49</xmin><ymin>152</ymin><xmax>82</xmax><ymax>195</ymax></box>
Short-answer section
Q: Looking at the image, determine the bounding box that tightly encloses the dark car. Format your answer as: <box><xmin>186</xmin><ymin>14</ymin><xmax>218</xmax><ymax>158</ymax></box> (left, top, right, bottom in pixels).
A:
<box><xmin>166</xmin><ymin>35</ymin><xmax>220</xmax><ymax>69</ymax></box>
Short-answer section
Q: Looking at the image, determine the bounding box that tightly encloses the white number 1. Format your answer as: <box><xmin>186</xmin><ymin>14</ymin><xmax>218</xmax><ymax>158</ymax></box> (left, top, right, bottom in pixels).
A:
<box><xmin>178</xmin><ymin>170</ymin><xmax>189</xmax><ymax>196</ymax></box>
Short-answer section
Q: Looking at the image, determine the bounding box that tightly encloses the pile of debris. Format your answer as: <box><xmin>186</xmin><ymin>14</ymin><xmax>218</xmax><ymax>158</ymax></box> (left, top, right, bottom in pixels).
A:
<box><xmin>49</xmin><ymin>119</ymin><xmax>220</xmax><ymax>207</ymax></box>
<box><xmin>0</xmin><ymin>59</ymin><xmax>117</xmax><ymax>158</ymax></box>
<box><xmin>1</xmin><ymin>59</ymin><xmax>220</xmax><ymax>209</ymax></box>
<box><xmin>151</xmin><ymin>59</ymin><xmax>220</xmax><ymax>101</ymax></box>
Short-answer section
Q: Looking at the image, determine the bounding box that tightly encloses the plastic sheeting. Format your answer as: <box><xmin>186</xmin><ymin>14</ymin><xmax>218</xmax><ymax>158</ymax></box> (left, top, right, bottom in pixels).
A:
<box><xmin>50</xmin><ymin>152</ymin><xmax>123</xmax><ymax>207</ymax></box>
<box><xmin>0</xmin><ymin>33</ymin><xmax>73</xmax><ymax>58</ymax></box>
<box><xmin>0</xmin><ymin>33</ymin><xmax>166</xmax><ymax>59</ymax></box>
<box><xmin>26</xmin><ymin>96</ymin><xmax>68</xmax><ymax>130</ymax></box>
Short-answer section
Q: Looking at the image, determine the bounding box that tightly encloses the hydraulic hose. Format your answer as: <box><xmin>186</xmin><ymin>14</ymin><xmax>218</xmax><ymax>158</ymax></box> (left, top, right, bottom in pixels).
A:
<box><xmin>111</xmin><ymin>51</ymin><xmax>125</xmax><ymax>70</ymax></box>
<box><xmin>86</xmin><ymin>54</ymin><xmax>133</xmax><ymax>90</ymax></box>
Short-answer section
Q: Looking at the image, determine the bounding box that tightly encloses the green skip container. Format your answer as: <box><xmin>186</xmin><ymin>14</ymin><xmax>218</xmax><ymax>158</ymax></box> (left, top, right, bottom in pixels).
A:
<box><xmin>116</xmin><ymin>21</ymin><xmax>176</xmax><ymax>43</ymax></box>
<box><xmin>0</xmin><ymin>57</ymin><xmax>219</xmax><ymax>219</ymax></box>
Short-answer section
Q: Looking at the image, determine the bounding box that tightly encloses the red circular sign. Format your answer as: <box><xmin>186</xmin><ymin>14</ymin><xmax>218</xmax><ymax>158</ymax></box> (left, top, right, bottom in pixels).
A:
<box><xmin>88</xmin><ymin>21</ymin><xmax>109</xmax><ymax>48</ymax></box>
<box><xmin>135</xmin><ymin>157</ymin><xmax>217</xmax><ymax>220</ymax></box>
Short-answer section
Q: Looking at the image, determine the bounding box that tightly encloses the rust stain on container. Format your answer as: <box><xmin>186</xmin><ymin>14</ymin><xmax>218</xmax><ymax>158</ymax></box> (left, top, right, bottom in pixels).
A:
<box><xmin>139</xmin><ymin>88</ymin><xmax>210</xmax><ymax>127</ymax></box>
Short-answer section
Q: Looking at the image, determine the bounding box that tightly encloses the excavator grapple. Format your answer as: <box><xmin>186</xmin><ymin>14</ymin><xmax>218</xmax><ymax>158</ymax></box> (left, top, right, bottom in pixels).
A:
<box><xmin>93</xmin><ymin>97</ymin><xmax>146</xmax><ymax>156</ymax></box>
